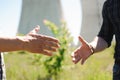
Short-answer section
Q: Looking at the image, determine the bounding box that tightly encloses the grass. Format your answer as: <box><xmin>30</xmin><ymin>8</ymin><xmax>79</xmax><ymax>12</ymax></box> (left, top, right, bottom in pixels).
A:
<box><xmin>4</xmin><ymin>45</ymin><xmax>114</xmax><ymax>80</ymax></box>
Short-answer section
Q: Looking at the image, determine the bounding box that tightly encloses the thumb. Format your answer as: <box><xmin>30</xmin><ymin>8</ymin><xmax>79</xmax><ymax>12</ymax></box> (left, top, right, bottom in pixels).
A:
<box><xmin>28</xmin><ymin>25</ymin><xmax>40</xmax><ymax>35</ymax></box>
<box><xmin>78</xmin><ymin>36</ymin><xmax>88</xmax><ymax>45</ymax></box>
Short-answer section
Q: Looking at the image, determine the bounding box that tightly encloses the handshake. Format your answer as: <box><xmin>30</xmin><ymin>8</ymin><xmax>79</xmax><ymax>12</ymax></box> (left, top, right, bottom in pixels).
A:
<box><xmin>0</xmin><ymin>25</ymin><xmax>94</xmax><ymax>64</ymax></box>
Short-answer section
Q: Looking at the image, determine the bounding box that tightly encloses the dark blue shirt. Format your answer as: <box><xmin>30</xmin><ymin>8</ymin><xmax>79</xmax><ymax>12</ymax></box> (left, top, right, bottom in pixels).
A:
<box><xmin>0</xmin><ymin>53</ymin><xmax>6</xmax><ymax>80</ymax></box>
<box><xmin>98</xmin><ymin>0</ymin><xmax>120</xmax><ymax>59</ymax></box>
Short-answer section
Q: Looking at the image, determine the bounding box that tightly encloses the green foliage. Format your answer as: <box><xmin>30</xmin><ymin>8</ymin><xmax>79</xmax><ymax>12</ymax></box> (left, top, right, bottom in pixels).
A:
<box><xmin>31</xmin><ymin>20</ymin><xmax>74</xmax><ymax>80</ymax></box>
<box><xmin>4</xmin><ymin>43</ymin><xmax>114</xmax><ymax>80</ymax></box>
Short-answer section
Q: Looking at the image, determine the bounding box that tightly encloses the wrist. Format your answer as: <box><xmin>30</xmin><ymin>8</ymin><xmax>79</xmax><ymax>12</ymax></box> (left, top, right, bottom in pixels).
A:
<box><xmin>89</xmin><ymin>44</ymin><xmax>95</xmax><ymax>55</ymax></box>
<box><xmin>16</xmin><ymin>36</ymin><xmax>29</xmax><ymax>51</ymax></box>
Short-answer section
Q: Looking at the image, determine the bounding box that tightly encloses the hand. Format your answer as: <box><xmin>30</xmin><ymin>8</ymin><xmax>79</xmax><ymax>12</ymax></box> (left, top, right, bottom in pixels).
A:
<box><xmin>71</xmin><ymin>36</ymin><xmax>93</xmax><ymax>64</ymax></box>
<box><xmin>23</xmin><ymin>25</ymin><xmax>60</xmax><ymax>56</ymax></box>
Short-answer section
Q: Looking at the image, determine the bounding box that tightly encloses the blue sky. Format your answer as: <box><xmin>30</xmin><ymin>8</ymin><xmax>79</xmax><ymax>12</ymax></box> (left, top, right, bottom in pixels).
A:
<box><xmin>61</xmin><ymin>0</ymin><xmax>82</xmax><ymax>44</ymax></box>
<box><xmin>0</xmin><ymin>0</ymin><xmax>22</xmax><ymax>36</ymax></box>
<box><xmin>0</xmin><ymin>0</ymin><xmax>82</xmax><ymax>44</ymax></box>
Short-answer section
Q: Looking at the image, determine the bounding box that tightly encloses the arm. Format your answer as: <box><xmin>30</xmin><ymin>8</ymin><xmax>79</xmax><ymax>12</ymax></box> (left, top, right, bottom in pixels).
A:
<box><xmin>71</xmin><ymin>2</ymin><xmax>114</xmax><ymax>64</ymax></box>
<box><xmin>0</xmin><ymin>36</ymin><xmax>24</xmax><ymax>52</ymax></box>
<box><xmin>89</xmin><ymin>36</ymin><xmax>108</xmax><ymax>53</ymax></box>
<box><xmin>0</xmin><ymin>26</ymin><xmax>60</xmax><ymax>56</ymax></box>
<box><xmin>71</xmin><ymin>36</ymin><xmax>108</xmax><ymax>64</ymax></box>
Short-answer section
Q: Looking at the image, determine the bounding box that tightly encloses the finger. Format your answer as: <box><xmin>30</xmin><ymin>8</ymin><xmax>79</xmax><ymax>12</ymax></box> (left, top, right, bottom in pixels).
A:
<box><xmin>35</xmin><ymin>25</ymin><xmax>40</xmax><ymax>33</ymax></box>
<box><xmin>43</xmin><ymin>36</ymin><xmax>59</xmax><ymax>43</ymax></box>
<box><xmin>33</xmin><ymin>34</ymin><xmax>59</xmax><ymax>43</ymax></box>
<box><xmin>71</xmin><ymin>48</ymin><xmax>81</xmax><ymax>58</ymax></box>
<box><xmin>72</xmin><ymin>57</ymin><xmax>76</xmax><ymax>63</ymax></box>
<box><xmin>74</xmin><ymin>48</ymin><xmax>81</xmax><ymax>55</ymax></box>
<box><xmin>45</xmin><ymin>46</ymin><xmax>58</xmax><ymax>52</ymax></box>
<box><xmin>72</xmin><ymin>53</ymin><xmax>82</xmax><ymax>63</ymax></box>
<box><xmin>71</xmin><ymin>52</ymin><xmax>78</xmax><ymax>58</ymax></box>
<box><xmin>72</xmin><ymin>57</ymin><xmax>81</xmax><ymax>64</ymax></box>
<box><xmin>41</xmin><ymin>50</ymin><xmax>53</xmax><ymax>56</ymax></box>
<box><xmin>78</xmin><ymin>36</ymin><xmax>87</xmax><ymax>45</ymax></box>
<box><xmin>28</xmin><ymin>25</ymin><xmax>40</xmax><ymax>35</ymax></box>
<box><xmin>81</xmin><ymin>58</ymin><xmax>86</xmax><ymax>65</ymax></box>
<box><xmin>45</xmin><ymin>41</ymin><xmax>60</xmax><ymax>48</ymax></box>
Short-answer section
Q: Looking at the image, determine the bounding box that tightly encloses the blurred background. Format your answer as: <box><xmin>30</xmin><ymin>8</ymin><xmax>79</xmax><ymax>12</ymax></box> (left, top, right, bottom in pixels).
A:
<box><xmin>0</xmin><ymin>0</ymin><xmax>105</xmax><ymax>44</ymax></box>
<box><xmin>0</xmin><ymin>0</ymin><xmax>82</xmax><ymax>45</ymax></box>
<box><xmin>0</xmin><ymin>0</ymin><xmax>114</xmax><ymax>80</ymax></box>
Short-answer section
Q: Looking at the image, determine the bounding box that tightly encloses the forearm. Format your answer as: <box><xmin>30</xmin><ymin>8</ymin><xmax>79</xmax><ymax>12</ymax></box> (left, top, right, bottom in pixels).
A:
<box><xmin>89</xmin><ymin>36</ymin><xmax>108</xmax><ymax>53</ymax></box>
<box><xmin>0</xmin><ymin>36</ymin><xmax>24</xmax><ymax>52</ymax></box>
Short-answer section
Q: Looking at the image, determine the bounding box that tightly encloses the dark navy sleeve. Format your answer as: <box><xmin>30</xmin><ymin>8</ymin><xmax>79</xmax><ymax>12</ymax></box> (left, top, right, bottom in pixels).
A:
<box><xmin>97</xmin><ymin>1</ymin><xmax>114</xmax><ymax>47</ymax></box>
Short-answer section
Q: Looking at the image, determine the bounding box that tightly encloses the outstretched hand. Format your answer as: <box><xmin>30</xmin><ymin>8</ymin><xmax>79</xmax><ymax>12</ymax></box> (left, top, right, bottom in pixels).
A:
<box><xmin>71</xmin><ymin>36</ymin><xmax>93</xmax><ymax>64</ymax></box>
<box><xmin>23</xmin><ymin>25</ymin><xmax>60</xmax><ymax>56</ymax></box>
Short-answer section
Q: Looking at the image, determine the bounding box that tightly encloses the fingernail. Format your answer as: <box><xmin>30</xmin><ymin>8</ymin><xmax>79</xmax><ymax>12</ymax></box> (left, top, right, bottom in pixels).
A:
<box><xmin>72</xmin><ymin>57</ymin><xmax>76</xmax><ymax>61</ymax></box>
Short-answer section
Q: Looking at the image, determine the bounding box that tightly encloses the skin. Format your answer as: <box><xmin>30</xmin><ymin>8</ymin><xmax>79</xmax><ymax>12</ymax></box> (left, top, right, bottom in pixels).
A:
<box><xmin>71</xmin><ymin>36</ymin><xmax>108</xmax><ymax>65</ymax></box>
<box><xmin>0</xmin><ymin>25</ymin><xmax>60</xmax><ymax>56</ymax></box>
